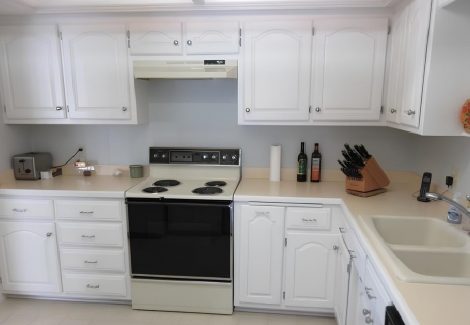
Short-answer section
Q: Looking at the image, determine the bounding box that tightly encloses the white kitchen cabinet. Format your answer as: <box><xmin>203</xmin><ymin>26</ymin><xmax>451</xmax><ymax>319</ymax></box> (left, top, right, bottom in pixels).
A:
<box><xmin>129</xmin><ymin>21</ymin><xmax>239</xmax><ymax>55</ymax></box>
<box><xmin>284</xmin><ymin>233</ymin><xmax>338</xmax><ymax>309</ymax></box>
<box><xmin>334</xmin><ymin>237</ymin><xmax>351</xmax><ymax>325</ymax></box>
<box><xmin>0</xmin><ymin>25</ymin><xmax>66</xmax><ymax>120</ymax></box>
<box><xmin>238</xmin><ymin>204</ymin><xmax>284</xmax><ymax>305</ymax></box>
<box><xmin>0</xmin><ymin>221</ymin><xmax>61</xmax><ymax>293</ymax></box>
<box><xmin>240</xmin><ymin>20</ymin><xmax>312</xmax><ymax>122</ymax></box>
<box><xmin>311</xmin><ymin>18</ymin><xmax>388</xmax><ymax>121</ymax></box>
<box><xmin>60</xmin><ymin>24</ymin><xmax>133</xmax><ymax>120</ymax></box>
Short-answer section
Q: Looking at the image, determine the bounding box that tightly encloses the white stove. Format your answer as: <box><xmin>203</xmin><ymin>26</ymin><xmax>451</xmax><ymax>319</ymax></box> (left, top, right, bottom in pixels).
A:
<box><xmin>125</xmin><ymin>147</ymin><xmax>241</xmax><ymax>201</ymax></box>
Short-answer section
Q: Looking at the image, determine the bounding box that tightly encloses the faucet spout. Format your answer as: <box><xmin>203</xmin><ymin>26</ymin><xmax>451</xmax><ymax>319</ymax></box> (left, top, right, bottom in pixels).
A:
<box><xmin>425</xmin><ymin>192</ymin><xmax>470</xmax><ymax>218</ymax></box>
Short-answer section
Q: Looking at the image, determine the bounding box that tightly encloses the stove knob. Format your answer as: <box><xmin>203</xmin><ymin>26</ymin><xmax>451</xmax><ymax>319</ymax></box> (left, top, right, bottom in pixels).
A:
<box><xmin>211</xmin><ymin>154</ymin><xmax>217</xmax><ymax>160</ymax></box>
<box><xmin>202</xmin><ymin>154</ymin><xmax>209</xmax><ymax>160</ymax></box>
<box><xmin>161</xmin><ymin>154</ymin><xmax>167</xmax><ymax>159</ymax></box>
<box><xmin>231</xmin><ymin>155</ymin><xmax>238</xmax><ymax>161</ymax></box>
<box><xmin>222</xmin><ymin>154</ymin><xmax>228</xmax><ymax>160</ymax></box>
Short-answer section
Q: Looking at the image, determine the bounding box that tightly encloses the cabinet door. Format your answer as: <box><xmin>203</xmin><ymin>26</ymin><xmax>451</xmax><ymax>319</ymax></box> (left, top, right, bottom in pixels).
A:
<box><xmin>242</xmin><ymin>21</ymin><xmax>312</xmax><ymax>122</ymax></box>
<box><xmin>61</xmin><ymin>24</ymin><xmax>131</xmax><ymax>120</ymax></box>
<box><xmin>400</xmin><ymin>0</ymin><xmax>432</xmax><ymax>128</ymax></box>
<box><xmin>238</xmin><ymin>204</ymin><xmax>284</xmax><ymax>305</ymax></box>
<box><xmin>184</xmin><ymin>21</ymin><xmax>240</xmax><ymax>55</ymax></box>
<box><xmin>0</xmin><ymin>25</ymin><xmax>66</xmax><ymax>120</ymax></box>
<box><xmin>0</xmin><ymin>221</ymin><xmax>61</xmax><ymax>293</ymax></box>
<box><xmin>311</xmin><ymin>18</ymin><xmax>388</xmax><ymax>121</ymax></box>
<box><xmin>334</xmin><ymin>237</ymin><xmax>351</xmax><ymax>325</ymax></box>
<box><xmin>129</xmin><ymin>22</ymin><xmax>183</xmax><ymax>55</ymax></box>
<box><xmin>284</xmin><ymin>233</ymin><xmax>338</xmax><ymax>309</ymax></box>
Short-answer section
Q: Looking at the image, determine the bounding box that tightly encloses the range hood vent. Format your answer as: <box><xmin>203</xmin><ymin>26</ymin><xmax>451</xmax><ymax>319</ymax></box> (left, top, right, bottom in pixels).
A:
<box><xmin>133</xmin><ymin>59</ymin><xmax>238</xmax><ymax>79</ymax></box>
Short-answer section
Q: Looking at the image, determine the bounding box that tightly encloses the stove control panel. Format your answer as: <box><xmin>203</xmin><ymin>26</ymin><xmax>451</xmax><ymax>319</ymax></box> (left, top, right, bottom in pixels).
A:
<box><xmin>150</xmin><ymin>148</ymin><xmax>240</xmax><ymax>166</ymax></box>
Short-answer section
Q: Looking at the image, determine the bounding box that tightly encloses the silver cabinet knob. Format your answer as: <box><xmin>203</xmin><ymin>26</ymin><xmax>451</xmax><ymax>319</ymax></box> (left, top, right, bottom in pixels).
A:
<box><xmin>56</xmin><ymin>106</ymin><xmax>63</xmax><ymax>111</ymax></box>
<box><xmin>390</xmin><ymin>108</ymin><xmax>397</xmax><ymax>114</ymax></box>
<box><xmin>363</xmin><ymin>309</ymin><xmax>371</xmax><ymax>316</ymax></box>
<box><xmin>365</xmin><ymin>316</ymin><xmax>373</xmax><ymax>324</ymax></box>
<box><xmin>122</xmin><ymin>106</ymin><xmax>128</xmax><ymax>112</ymax></box>
<box><xmin>407</xmin><ymin>109</ymin><xmax>416</xmax><ymax>115</ymax></box>
<box><xmin>245</xmin><ymin>107</ymin><xmax>250</xmax><ymax>112</ymax></box>
<box><xmin>173</xmin><ymin>40</ymin><xmax>179</xmax><ymax>46</ymax></box>
<box><xmin>187</xmin><ymin>40</ymin><xmax>192</xmax><ymax>46</ymax></box>
<box><xmin>333</xmin><ymin>245</ymin><xmax>339</xmax><ymax>250</ymax></box>
<box><xmin>315</xmin><ymin>107</ymin><xmax>321</xmax><ymax>112</ymax></box>
<box><xmin>466</xmin><ymin>194</ymin><xmax>470</xmax><ymax>202</ymax></box>
<box><xmin>46</xmin><ymin>232</ymin><xmax>53</xmax><ymax>237</ymax></box>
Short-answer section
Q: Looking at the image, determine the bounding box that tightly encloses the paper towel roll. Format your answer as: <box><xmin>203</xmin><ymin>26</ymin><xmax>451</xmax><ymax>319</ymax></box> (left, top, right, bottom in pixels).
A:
<box><xmin>269</xmin><ymin>145</ymin><xmax>281</xmax><ymax>182</ymax></box>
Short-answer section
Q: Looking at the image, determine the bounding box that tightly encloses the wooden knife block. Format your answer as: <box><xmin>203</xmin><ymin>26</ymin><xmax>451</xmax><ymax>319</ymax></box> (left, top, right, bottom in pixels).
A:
<box><xmin>345</xmin><ymin>157</ymin><xmax>390</xmax><ymax>195</ymax></box>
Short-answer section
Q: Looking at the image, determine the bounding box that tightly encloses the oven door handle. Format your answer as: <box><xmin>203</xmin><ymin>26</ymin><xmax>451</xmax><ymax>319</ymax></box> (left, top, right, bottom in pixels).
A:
<box><xmin>126</xmin><ymin>199</ymin><xmax>232</xmax><ymax>209</ymax></box>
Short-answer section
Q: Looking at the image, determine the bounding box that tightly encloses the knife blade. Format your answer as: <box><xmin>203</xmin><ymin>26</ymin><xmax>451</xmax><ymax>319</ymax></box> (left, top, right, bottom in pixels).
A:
<box><xmin>359</xmin><ymin>144</ymin><xmax>371</xmax><ymax>159</ymax></box>
<box><xmin>344</xmin><ymin>144</ymin><xmax>365</xmax><ymax>167</ymax></box>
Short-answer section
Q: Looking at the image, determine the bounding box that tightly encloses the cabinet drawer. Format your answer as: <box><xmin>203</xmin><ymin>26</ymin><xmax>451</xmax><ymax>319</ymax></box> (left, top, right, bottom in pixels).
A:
<box><xmin>286</xmin><ymin>207</ymin><xmax>331</xmax><ymax>230</ymax></box>
<box><xmin>57</xmin><ymin>222</ymin><xmax>124</xmax><ymax>247</ymax></box>
<box><xmin>55</xmin><ymin>200</ymin><xmax>122</xmax><ymax>220</ymax></box>
<box><xmin>0</xmin><ymin>198</ymin><xmax>53</xmax><ymax>219</ymax></box>
<box><xmin>60</xmin><ymin>248</ymin><xmax>125</xmax><ymax>272</ymax></box>
<box><xmin>62</xmin><ymin>273</ymin><xmax>126</xmax><ymax>297</ymax></box>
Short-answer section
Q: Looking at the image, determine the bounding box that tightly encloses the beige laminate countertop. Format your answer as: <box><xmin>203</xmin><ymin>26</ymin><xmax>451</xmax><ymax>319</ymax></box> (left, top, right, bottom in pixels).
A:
<box><xmin>235</xmin><ymin>178</ymin><xmax>470</xmax><ymax>325</ymax></box>
<box><xmin>0</xmin><ymin>172</ymin><xmax>142</xmax><ymax>198</ymax></box>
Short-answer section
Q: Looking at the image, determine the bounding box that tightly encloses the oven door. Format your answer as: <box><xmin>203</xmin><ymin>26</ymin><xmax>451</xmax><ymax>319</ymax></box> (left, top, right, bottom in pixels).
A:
<box><xmin>127</xmin><ymin>199</ymin><xmax>232</xmax><ymax>282</ymax></box>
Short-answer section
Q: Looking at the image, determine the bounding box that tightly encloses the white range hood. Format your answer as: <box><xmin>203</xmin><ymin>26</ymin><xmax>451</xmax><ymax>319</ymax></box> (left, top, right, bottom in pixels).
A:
<box><xmin>133</xmin><ymin>60</ymin><xmax>238</xmax><ymax>79</ymax></box>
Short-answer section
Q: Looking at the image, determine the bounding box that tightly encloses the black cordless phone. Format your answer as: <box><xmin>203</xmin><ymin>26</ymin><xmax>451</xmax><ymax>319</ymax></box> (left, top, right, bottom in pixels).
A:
<box><xmin>417</xmin><ymin>172</ymin><xmax>432</xmax><ymax>202</ymax></box>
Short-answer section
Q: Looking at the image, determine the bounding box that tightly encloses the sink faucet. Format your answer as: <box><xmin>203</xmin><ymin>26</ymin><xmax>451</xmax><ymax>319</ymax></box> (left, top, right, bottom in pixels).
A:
<box><xmin>425</xmin><ymin>192</ymin><xmax>470</xmax><ymax>223</ymax></box>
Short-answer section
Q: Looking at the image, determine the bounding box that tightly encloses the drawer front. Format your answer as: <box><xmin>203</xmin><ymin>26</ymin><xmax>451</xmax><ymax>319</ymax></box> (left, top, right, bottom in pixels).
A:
<box><xmin>55</xmin><ymin>200</ymin><xmax>122</xmax><ymax>220</ymax></box>
<box><xmin>60</xmin><ymin>248</ymin><xmax>125</xmax><ymax>272</ymax></box>
<box><xmin>286</xmin><ymin>207</ymin><xmax>331</xmax><ymax>230</ymax></box>
<box><xmin>62</xmin><ymin>273</ymin><xmax>127</xmax><ymax>297</ymax></box>
<box><xmin>0</xmin><ymin>198</ymin><xmax>53</xmax><ymax>219</ymax></box>
<box><xmin>57</xmin><ymin>222</ymin><xmax>124</xmax><ymax>247</ymax></box>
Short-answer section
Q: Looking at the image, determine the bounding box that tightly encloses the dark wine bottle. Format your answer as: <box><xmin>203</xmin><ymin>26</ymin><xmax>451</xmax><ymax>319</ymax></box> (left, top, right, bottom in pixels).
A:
<box><xmin>310</xmin><ymin>143</ymin><xmax>322</xmax><ymax>182</ymax></box>
<box><xmin>297</xmin><ymin>142</ymin><xmax>307</xmax><ymax>182</ymax></box>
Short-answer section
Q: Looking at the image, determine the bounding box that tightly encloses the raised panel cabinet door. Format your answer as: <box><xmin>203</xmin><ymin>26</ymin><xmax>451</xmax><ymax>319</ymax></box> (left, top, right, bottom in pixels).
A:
<box><xmin>0</xmin><ymin>25</ymin><xmax>66</xmax><ymax>120</ymax></box>
<box><xmin>242</xmin><ymin>21</ymin><xmax>312</xmax><ymax>122</ymax></box>
<box><xmin>284</xmin><ymin>233</ymin><xmax>338</xmax><ymax>309</ymax></box>
<box><xmin>61</xmin><ymin>24</ymin><xmax>131</xmax><ymax>120</ymax></box>
<box><xmin>0</xmin><ymin>221</ymin><xmax>61</xmax><ymax>293</ymax></box>
<box><xmin>184</xmin><ymin>21</ymin><xmax>240</xmax><ymax>54</ymax></box>
<box><xmin>238</xmin><ymin>204</ymin><xmax>284</xmax><ymax>305</ymax></box>
<box><xmin>129</xmin><ymin>22</ymin><xmax>183</xmax><ymax>55</ymax></box>
<box><xmin>400</xmin><ymin>0</ymin><xmax>432</xmax><ymax>128</ymax></box>
<box><xmin>311</xmin><ymin>18</ymin><xmax>388</xmax><ymax>121</ymax></box>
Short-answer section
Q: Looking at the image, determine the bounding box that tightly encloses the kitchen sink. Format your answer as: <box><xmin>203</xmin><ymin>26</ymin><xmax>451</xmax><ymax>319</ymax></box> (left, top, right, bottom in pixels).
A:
<box><xmin>365</xmin><ymin>215</ymin><xmax>470</xmax><ymax>285</ymax></box>
<box><xmin>371</xmin><ymin>215</ymin><xmax>467</xmax><ymax>247</ymax></box>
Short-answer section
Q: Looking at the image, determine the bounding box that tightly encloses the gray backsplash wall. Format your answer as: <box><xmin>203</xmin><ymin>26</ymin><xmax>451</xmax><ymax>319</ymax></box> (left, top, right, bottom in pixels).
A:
<box><xmin>27</xmin><ymin>79</ymin><xmax>469</xmax><ymax>193</ymax></box>
<box><xmin>0</xmin><ymin>120</ymin><xmax>31</xmax><ymax>171</ymax></box>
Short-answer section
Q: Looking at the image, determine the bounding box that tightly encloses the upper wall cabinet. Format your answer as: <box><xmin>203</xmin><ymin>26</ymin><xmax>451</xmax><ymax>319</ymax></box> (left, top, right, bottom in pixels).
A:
<box><xmin>129</xmin><ymin>21</ymin><xmax>240</xmax><ymax>56</ymax></box>
<box><xmin>0</xmin><ymin>25</ymin><xmax>66</xmax><ymax>120</ymax></box>
<box><xmin>310</xmin><ymin>18</ymin><xmax>388</xmax><ymax>121</ymax></box>
<box><xmin>240</xmin><ymin>21</ymin><xmax>312</xmax><ymax>123</ymax></box>
<box><xmin>60</xmin><ymin>24</ymin><xmax>133</xmax><ymax>121</ymax></box>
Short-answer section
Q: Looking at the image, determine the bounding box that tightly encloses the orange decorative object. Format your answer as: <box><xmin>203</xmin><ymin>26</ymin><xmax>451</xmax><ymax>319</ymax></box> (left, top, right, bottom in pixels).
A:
<box><xmin>461</xmin><ymin>99</ymin><xmax>470</xmax><ymax>133</ymax></box>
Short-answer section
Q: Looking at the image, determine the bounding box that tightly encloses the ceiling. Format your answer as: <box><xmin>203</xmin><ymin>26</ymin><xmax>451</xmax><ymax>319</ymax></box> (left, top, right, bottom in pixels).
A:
<box><xmin>0</xmin><ymin>0</ymin><xmax>401</xmax><ymax>15</ymax></box>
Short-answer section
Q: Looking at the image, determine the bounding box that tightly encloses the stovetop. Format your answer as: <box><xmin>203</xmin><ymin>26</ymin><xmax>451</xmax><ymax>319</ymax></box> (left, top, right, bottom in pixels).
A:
<box><xmin>125</xmin><ymin>147</ymin><xmax>241</xmax><ymax>201</ymax></box>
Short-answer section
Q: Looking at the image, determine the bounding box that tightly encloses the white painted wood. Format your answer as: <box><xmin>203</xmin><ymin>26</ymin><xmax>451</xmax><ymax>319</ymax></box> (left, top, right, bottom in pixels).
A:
<box><xmin>56</xmin><ymin>222</ymin><xmax>124</xmax><ymax>247</ymax></box>
<box><xmin>311</xmin><ymin>18</ymin><xmax>388</xmax><ymax>121</ymax></box>
<box><xmin>334</xmin><ymin>237</ymin><xmax>350</xmax><ymax>325</ymax></box>
<box><xmin>285</xmin><ymin>207</ymin><xmax>331</xmax><ymax>231</ymax></box>
<box><xmin>238</xmin><ymin>204</ymin><xmax>284</xmax><ymax>305</ymax></box>
<box><xmin>184</xmin><ymin>21</ymin><xmax>240</xmax><ymax>55</ymax></box>
<box><xmin>54</xmin><ymin>199</ymin><xmax>121</xmax><ymax>220</ymax></box>
<box><xmin>399</xmin><ymin>0</ymin><xmax>432</xmax><ymax>128</ymax></box>
<box><xmin>60</xmin><ymin>24</ymin><xmax>132</xmax><ymax>120</ymax></box>
<box><xmin>0</xmin><ymin>25</ymin><xmax>66</xmax><ymax>120</ymax></box>
<box><xmin>284</xmin><ymin>233</ymin><xmax>338</xmax><ymax>309</ymax></box>
<box><xmin>364</xmin><ymin>258</ymin><xmax>392</xmax><ymax>325</ymax></box>
<box><xmin>0</xmin><ymin>221</ymin><xmax>61</xmax><ymax>293</ymax></box>
<box><xmin>60</xmin><ymin>248</ymin><xmax>125</xmax><ymax>272</ymax></box>
<box><xmin>0</xmin><ymin>198</ymin><xmax>53</xmax><ymax>219</ymax></box>
<box><xmin>129</xmin><ymin>22</ymin><xmax>182</xmax><ymax>55</ymax></box>
<box><xmin>62</xmin><ymin>272</ymin><xmax>126</xmax><ymax>296</ymax></box>
<box><xmin>241</xmin><ymin>20</ymin><xmax>312</xmax><ymax>122</ymax></box>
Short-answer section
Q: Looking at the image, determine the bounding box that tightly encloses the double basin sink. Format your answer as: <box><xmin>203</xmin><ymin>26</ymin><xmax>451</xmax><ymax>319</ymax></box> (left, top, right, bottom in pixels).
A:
<box><xmin>366</xmin><ymin>215</ymin><xmax>470</xmax><ymax>285</ymax></box>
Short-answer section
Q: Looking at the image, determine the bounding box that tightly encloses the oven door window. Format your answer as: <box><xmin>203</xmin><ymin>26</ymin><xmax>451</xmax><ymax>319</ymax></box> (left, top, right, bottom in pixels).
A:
<box><xmin>128</xmin><ymin>201</ymin><xmax>231</xmax><ymax>280</ymax></box>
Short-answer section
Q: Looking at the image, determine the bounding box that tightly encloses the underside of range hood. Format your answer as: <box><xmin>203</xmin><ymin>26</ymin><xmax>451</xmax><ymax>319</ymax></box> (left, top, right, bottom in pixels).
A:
<box><xmin>133</xmin><ymin>60</ymin><xmax>238</xmax><ymax>79</ymax></box>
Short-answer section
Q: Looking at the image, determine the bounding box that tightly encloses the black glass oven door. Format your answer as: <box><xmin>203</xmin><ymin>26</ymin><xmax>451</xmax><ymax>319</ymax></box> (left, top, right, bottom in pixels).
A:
<box><xmin>127</xmin><ymin>199</ymin><xmax>232</xmax><ymax>281</ymax></box>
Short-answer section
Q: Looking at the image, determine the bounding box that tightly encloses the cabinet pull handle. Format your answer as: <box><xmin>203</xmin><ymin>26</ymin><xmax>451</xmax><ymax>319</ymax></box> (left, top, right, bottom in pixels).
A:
<box><xmin>81</xmin><ymin>235</ymin><xmax>96</xmax><ymax>239</ymax></box>
<box><xmin>365</xmin><ymin>316</ymin><xmax>373</xmax><ymax>324</ymax></box>
<box><xmin>365</xmin><ymin>287</ymin><xmax>376</xmax><ymax>299</ymax></box>
<box><xmin>173</xmin><ymin>40</ymin><xmax>179</xmax><ymax>46</ymax></box>
<box><xmin>315</xmin><ymin>107</ymin><xmax>321</xmax><ymax>112</ymax></box>
<box><xmin>46</xmin><ymin>232</ymin><xmax>53</xmax><ymax>237</ymax></box>
<box><xmin>12</xmin><ymin>208</ymin><xmax>27</xmax><ymax>213</ymax></box>
<box><xmin>122</xmin><ymin>106</ymin><xmax>128</xmax><ymax>112</ymax></box>
<box><xmin>339</xmin><ymin>227</ymin><xmax>346</xmax><ymax>233</ymax></box>
<box><xmin>187</xmin><ymin>40</ymin><xmax>192</xmax><ymax>46</ymax></box>
<box><xmin>333</xmin><ymin>245</ymin><xmax>339</xmax><ymax>251</ymax></box>
<box><xmin>84</xmin><ymin>260</ymin><xmax>98</xmax><ymax>264</ymax></box>
<box><xmin>301</xmin><ymin>217</ymin><xmax>317</xmax><ymax>222</ymax></box>
<box><xmin>362</xmin><ymin>309</ymin><xmax>371</xmax><ymax>316</ymax></box>
<box><xmin>390</xmin><ymin>108</ymin><xmax>397</xmax><ymax>114</ymax></box>
<box><xmin>79</xmin><ymin>211</ymin><xmax>94</xmax><ymax>214</ymax></box>
<box><xmin>56</xmin><ymin>106</ymin><xmax>63</xmax><ymax>111</ymax></box>
<box><xmin>86</xmin><ymin>284</ymin><xmax>100</xmax><ymax>289</ymax></box>
<box><xmin>406</xmin><ymin>109</ymin><xmax>416</xmax><ymax>116</ymax></box>
<box><xmin>245</xmin><ymin>107</ymin><xmax>250</xmax><ymax>113</ymax></box>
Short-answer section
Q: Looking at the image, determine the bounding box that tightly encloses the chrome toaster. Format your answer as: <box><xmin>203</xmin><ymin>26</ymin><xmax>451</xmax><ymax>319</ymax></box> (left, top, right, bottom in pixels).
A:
<box><xmin>12</xmin><ymin>152</ymin><xmax>53</xmax><ymax>180</ymax></box>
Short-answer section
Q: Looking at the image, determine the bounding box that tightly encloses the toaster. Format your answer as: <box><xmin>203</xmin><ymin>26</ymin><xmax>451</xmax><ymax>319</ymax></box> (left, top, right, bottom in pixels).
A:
<box><xmin>12</xmin><ymin>152</ymin><xmax>53</xmax><ymax>180</ymax></box>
